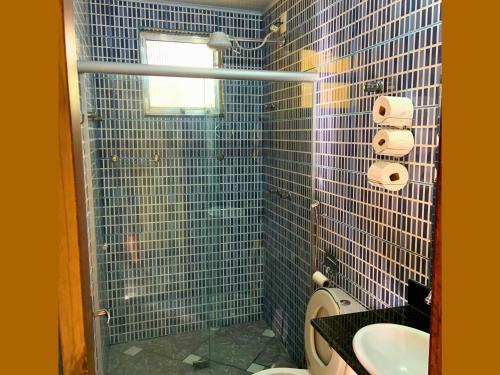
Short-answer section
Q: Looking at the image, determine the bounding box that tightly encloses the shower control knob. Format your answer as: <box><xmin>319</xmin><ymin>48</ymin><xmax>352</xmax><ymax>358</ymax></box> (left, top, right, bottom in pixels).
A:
<box><xmin>111</xmin><ymin>155</ymin><xmax>119</xmax><ymax>163</ymax></box>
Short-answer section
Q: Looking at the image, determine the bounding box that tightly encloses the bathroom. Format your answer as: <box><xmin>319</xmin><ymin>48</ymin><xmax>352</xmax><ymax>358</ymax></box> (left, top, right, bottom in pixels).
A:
<box><xmin>61</xmin><ymin>0</ymin><xmax>442</xmax><ymax>374</ymax></box>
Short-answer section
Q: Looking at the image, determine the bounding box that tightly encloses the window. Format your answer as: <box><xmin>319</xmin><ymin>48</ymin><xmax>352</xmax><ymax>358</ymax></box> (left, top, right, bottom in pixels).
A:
<box><xmin>140</xmin><ymin>32</ymin><xmax>221</xmax><ymax>115</ymax></box>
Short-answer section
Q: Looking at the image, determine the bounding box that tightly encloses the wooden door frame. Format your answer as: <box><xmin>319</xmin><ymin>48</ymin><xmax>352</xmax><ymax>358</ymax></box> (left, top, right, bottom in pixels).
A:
<box><xmin>58</xmin><ymin>1</ymin><xmax>443</xmax><ymax>373</ymax></box>
<box><xmin>429</xmin><ymin>132</ymin><xmax>442</xmax><ymax>374</ymax></box>
<box><xmin>59</xmin><ymin>0</ymin><xmax>96</xmax><ymax>373</ymax></box>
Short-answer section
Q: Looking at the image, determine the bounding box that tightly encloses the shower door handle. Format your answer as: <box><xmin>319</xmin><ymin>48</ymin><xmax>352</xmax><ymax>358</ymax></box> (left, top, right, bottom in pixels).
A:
<box><xmin>94</xmin><ymin>308</ymin><xmax>111</xmax><ymax>325</ymax></box>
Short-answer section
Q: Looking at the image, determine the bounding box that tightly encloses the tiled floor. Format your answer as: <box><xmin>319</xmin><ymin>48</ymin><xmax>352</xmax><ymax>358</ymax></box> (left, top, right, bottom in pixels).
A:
<box><xmin>106</xmin><ymin>320</ymin><xmax>297</xmax><ymax>374</ymax></box>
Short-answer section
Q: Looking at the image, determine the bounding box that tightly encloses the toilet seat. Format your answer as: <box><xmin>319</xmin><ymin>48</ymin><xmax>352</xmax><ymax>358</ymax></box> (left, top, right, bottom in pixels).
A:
<box><xmin>255</xmin><ymin>288</ymin><xmax>365</xmax><ymax>375</ymax></box>
<box><xmin>304</xmin><ymin>289</ymin><xmax>346</xmax><ymax>375</ymax></box>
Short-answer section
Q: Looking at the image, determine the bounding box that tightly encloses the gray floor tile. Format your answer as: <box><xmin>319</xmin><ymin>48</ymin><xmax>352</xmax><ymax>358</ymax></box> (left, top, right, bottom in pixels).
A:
<box><xmin>254</xmin><ymin>339</ymin><xmax>296</xmax><ymax>368</ymax></box>
<box><xmin>147</xmin><ymin>330</ymin><xmax>210</xmax><ymax>360</ymax></box>
<box><xmin>194</xmin><ymin>321</ymin><xmax>273</xmax><ymax>368</ymax></box>
<box><xmin>207</xmin><ymin>331</ymin><xmax>271</xmax><ymax>370</ymax></box>
<box><xmin>107</xmin><ymin>350</ymin><xmax>191</xmax><ymax>375</ymax></box>
<box><xmin>247</xmin><ymin>363</ymin><xmax>266</xmax><ymax>373</ymax></box>
<box><xmin>216</xmin><ymin>320</ymin><xmax>269</xmax><ymax>337</ymax></box>
<box><xmin>107</xmin><ymin>347</ymin><xmax>134</xmax><ymax>373</ymax></box>
<box><xmin>105</xmin><ymin>320</ymin><xmax>295</xmax><ymax>375</ymax></box>
<box><xmin>193</xmin><ymin>341</ymin><xmax>209</xmax><ymax>359</ymax></box>
<box><xmin>184</xmin><ymin>362</ymin><xmax>248</xmax><ymax>375</ymax></box>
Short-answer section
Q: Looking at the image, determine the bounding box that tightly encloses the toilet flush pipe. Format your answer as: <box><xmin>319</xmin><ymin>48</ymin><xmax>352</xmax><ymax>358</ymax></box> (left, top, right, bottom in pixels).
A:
<box><xmin>310</xmin><ymin>82</ymin><xmax>320</xmax><ymax>296</ymax></box>
<box><xmin>310</xmin><ymin>200</ymin><xmax>321</xmax><ymax>294</ymax></box>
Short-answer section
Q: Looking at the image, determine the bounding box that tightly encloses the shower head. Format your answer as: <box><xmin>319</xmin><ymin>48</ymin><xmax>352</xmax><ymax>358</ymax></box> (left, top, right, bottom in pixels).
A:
<box><xmin>208</xmin><ymin>23</ymin><xmax>283</xmax><ymax>55</ymax></box>
<box><xmin>207</xmin><ymin>31</ymin><xmax>232</xmax><ymax>52</ymax></box>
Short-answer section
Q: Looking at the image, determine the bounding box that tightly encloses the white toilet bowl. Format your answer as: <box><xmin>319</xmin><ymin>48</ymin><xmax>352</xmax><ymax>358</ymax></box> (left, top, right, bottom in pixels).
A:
<box><xmin>256</xmin><ymin>288</ymin><xmax>365</xmax><ymax>375</ymax></box>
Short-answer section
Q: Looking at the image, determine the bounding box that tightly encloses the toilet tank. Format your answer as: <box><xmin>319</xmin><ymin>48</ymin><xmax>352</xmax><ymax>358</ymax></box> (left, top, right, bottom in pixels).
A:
<box><xmin>324</xmin><ymin>288</ymin><xmax>366</xmax><ymax>314</ymax></box>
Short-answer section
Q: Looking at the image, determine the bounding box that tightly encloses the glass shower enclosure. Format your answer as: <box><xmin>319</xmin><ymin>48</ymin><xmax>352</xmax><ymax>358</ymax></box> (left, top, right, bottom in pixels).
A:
<box><xmin>78</xmin><ymin>65</ymin><xmax>316</xmax><ymax>374</ymax></box>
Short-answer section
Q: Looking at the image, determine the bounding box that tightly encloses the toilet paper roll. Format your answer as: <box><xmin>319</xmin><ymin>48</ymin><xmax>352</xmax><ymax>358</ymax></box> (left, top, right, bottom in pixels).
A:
<box><xmin>373</xmin><ymin>96</ymin><xmax>414</xmax><ymax>128</ymax></box>
<box><xmin>372</xmin><ymin>129</ymin><xmax>414</xmax><ymax>156</ymax></box>
<box><xmin>312</xmin><ymin>271</ymin><xmax>330</xmax><ymax>287</ymax></box>
<box><xmin>367</xmin><ymin>161</ymin><xmax>409</xmax><ymax>191</ymax></box>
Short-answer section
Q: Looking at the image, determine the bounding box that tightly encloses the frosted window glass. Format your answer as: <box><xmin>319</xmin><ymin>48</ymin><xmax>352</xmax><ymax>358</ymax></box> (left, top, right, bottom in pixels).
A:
<box><xmin>142</xmin><ymin>37</ymin><xmax>218</xmax><ymax>114</ymax></box>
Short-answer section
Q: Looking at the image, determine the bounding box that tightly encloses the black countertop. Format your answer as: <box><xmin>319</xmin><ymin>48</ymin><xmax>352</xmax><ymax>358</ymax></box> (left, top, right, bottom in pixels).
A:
<box><xmin>311</xmin><ymin>305</ymin><xmax>430</xmax><ymax>375</ymax></box>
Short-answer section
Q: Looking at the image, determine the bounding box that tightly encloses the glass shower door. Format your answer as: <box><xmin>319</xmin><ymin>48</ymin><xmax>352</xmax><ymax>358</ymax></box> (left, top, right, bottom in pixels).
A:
<box><xmin>205</xmin><ymin>79</ymin><xmax>310</xmax><ymax>373</ymax></box>
<box><xmin>205</xmin><ymin>78</ymin><xmax>290</xmax><ymax>373</ymax></box>
<box><xmin>79</xmin><ymin>72</ymin><xmax>222</xmax><ymax>375</ymax></box>
<box><xmin>80</xmin><ymin>74</ymin><xmax>298</xmax><ymax>375</ymax></box>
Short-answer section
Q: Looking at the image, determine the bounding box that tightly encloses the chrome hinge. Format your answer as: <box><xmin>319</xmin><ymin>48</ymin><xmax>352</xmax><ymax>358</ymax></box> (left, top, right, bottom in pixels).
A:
<box><xmin>94</xmin><ymin>308</ymin><xmax>111</xmax><ymax>325</ymax></box>
<box><xmin>425</xmin><ymin>291</ymin><xmax>432</xmax><ymax>306</ymax></box>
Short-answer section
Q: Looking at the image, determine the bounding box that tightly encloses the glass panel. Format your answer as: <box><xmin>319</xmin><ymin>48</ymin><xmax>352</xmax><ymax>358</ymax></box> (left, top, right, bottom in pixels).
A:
<box><xmin>206</xmin><ymin>80</ymin><xmax>302</xmax><ymax>373</ymax></box>
<box><xmin>147</xmin><ymin>76</ymin><xmax>216</xmax><ymax>110</ymax></box>
<box><xmin>145</xmin><ymin>40</ymin><xmax>217</xmax><ymax>110</ymax></box>
<box><xmin>140</xmin><ymin>32</ymin><xmax>220</xmax><ymax>115</ymax></box>
<box><xmin>79</xmin><ymin>71</ymin><xmax>220</xmax><ymax>375</ymax></box>
<box><xmin>80</xmin><ymin>75</ymin><xmax>309</xmax><ymax>375</ymax></box>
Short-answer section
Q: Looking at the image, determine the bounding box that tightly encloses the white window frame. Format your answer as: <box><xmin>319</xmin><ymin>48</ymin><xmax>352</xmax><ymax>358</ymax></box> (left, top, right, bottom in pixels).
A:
<box><xmin>139</xmin><ymin>31</ymin><xmax>221</xmax><ymax>116</ymax></box>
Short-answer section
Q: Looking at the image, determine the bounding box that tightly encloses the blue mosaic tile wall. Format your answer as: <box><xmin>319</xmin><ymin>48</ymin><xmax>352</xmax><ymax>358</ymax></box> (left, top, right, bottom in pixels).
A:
<box><xmin>260</xmin><ymin>85</ymin><xmax>313</xmax><ymax>365</ymax></box>
<box><xmin>74</xmin><ymin>0</ymin><xmax>441</xmax><ymax>368</ymax></box>
<box><xmin>263</xmin><ymin>0</ymin><xmax>441</xmax><ymax>365</ymax></box>
<box><xmin>75</xmin><ymin>0</ymin><xmax>264</xmax><ymax>345</ymax></box>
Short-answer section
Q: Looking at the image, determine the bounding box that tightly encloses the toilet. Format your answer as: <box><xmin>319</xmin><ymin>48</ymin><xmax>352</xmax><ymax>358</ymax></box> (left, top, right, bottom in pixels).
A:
<box><xmin>256</xmin><ymin>288</ymin><xmax>365</xmax><ymax>375</ymax></box>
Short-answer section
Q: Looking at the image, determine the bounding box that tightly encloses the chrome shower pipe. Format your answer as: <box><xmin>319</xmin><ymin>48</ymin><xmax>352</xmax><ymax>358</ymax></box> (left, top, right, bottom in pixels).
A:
<box><xmin>77</xmin><ymin>61</ymin><xmax>318</xmax><ymax>82</ymax></box>
<box><xmin>310</xmin><ymin>81</ymin><xmax>319</xmax><ymax>295</ymax></box>
<box><xmin>310</xmin><ymin>200</ymin><xmax>321</xmax><ymax>295</ymax></box>
<box><xmin>232</xmin><ymin>37</ymin><xmax>284</xmax><ymax>43</ymax></box>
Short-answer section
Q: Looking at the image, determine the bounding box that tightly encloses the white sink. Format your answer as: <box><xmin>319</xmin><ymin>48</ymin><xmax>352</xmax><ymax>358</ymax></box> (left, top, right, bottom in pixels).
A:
<box><xmin>352</xmin><ymin>323</ymin><xmax>430</xmax><ymax>375</ymax></box>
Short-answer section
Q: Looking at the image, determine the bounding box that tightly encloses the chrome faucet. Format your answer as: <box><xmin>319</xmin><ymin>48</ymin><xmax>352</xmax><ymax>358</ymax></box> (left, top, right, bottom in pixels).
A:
<box><xmin>425</xmin><ymin>290</ymin><xmax>432</xmax><ymax>305</ymax></box>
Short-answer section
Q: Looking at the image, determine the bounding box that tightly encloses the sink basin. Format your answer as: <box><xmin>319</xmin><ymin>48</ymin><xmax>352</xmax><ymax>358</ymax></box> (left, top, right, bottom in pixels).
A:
<box><xmin>352</xmin><ymin>323</ymin><xmax>430</xmax><ymax>375</ymax></box>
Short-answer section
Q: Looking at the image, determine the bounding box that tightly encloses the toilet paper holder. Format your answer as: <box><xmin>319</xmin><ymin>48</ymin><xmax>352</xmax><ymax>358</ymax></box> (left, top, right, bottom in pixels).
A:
<box><xmin>364</xmin><ymin>80</ymin><xmax>384</xmax><ymax>93</ymax></box>
<box><xmin>324</xmin><ymin>254</ymin><xmax>339</xmax><ymax>283</ymax></box>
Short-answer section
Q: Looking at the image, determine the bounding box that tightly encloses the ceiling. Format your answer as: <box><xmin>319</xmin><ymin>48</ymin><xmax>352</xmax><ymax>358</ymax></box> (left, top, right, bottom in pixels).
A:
<box><xmin>173</xmin><ymin>0</ymin><xmax>275</xmax><ymax>12</ymax></box>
